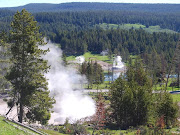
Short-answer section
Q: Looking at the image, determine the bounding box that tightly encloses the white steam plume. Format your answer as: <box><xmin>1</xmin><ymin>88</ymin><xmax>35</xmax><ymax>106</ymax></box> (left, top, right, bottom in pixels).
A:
<box><xmin>113</xmin><ymin>56</ymin><xmax>124</xmax><ymax>69</ymax></box>
<box><xmin>75</xmin><ymin>56</ymin><xmax>85</xmax><ymax>64</ymax></box>
<box><xmin>41</xmin><ymin>43</ymin><xmax>96</xmax><ymax>124</ymax></box>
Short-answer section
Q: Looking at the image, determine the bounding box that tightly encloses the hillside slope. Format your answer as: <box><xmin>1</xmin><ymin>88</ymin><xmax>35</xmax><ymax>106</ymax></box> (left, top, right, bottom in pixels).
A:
<box><xmin>0</xmin><ymin>116</ymin><xmax>40</xmax><ymax>135</ymax></box>
<box><xmin>2</xmin><ymin>2</ymin><xmax>180</xmax><ymax>13</ymax></box>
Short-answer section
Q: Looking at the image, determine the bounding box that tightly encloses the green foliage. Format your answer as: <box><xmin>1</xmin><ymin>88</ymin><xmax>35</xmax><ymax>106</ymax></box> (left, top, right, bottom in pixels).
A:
<box><xmin>3</xmin><ymin>3</ymin><xmax>180</xmax><ymax>13</ymax></box>
<box><xmin>110</xmin><ymin>58</ymin><xmax>153</xmax><ymax>129</ymax></box>
<box><xmin>5</xmin><ymin>9</ymin><xmax>54</xmax><ymax>124</ymax></box>
<box><xmin>59</xmin><ymin>119</ymin><xmax>72</xmax><ymax>134</ymax></box>
<box><xmin>171</xmin><ymin>94</ymin><xmax>180</xmax><ymax>102</ymax></box>
<box><xmin>110</xmin><ymin>58</ymin><xmax>179</xmax><ymax>129</ymax></box>
<box><xmin>66</xmin><ymin>52</ymin><xmax>111</xmax><ymax>64</ymax></box>
<box><xmin>98</xmin><ymin>23</ymin><xmax>177</xmax><ymax>34</ymax></box>
<box><xmin>0</xmin><ymin>116</ymin><xmax>39</xmax><ymax>135</ymax></box>
<box><xmin>1</xmin><ymin>7</ymin><xmax>180</xmax><ymax>33</ymax></box>
<box><xmin>62</xmin><ymin>52</ymin><xmax>67</xmax><ymax>66</ymax></box>
<box><xmin>59</xmin><ymin>119</ymin><xmax>88</xmax><ymax>135</ymax></box>
<box><xmin>83</xmin><ymin>52</ymin><xmax>110</xmax><ymax>63</ymax></box>
<box><xmin>52</xmin><ymin>28</ymin><xmax>179</xmax><ymax>64</ymax></box>
<box><xmin>0</xmin><ymin>9</ymin><xmax>179</xmax><ymax>65</ymax></box>
<box><xmin>79</xmin><ymin>61</ymin><xmax>104</xmax><ymax>89</ymax></box>
<box><xmin>156</xmin><ymin>93</ymin><xmax>178</xmax><ymax>128</ymax></box>
<box><xmin>71</xmin><ymin>122</ymin><xmax>88</xmax><ymax>135</ymax></box>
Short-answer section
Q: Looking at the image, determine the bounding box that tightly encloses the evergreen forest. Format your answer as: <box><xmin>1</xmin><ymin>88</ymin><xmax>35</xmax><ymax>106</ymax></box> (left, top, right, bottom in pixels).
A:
<box><xmin>0</xmin><ymin>2</ymin><xmax>180</xmax><ymax>135</ymax></box>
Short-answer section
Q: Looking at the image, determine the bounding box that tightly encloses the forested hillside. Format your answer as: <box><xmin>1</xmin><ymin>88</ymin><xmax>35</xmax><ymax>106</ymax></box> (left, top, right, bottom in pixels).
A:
<box><xmin>0</xmin><ymin>3</ymin><xmax>180</xmax><ymax>65</ymax></box>
<box><xmin>0</xmin><ymin>10</ymin><xmax>180</xmax><ymax>32</ymax></box>
<box><xmin>3</xmin><ymin>2</ymin><xmax>180</xmax><ymax>13</ymax></box>
<box><xmin>1</xmin><ymin>8</ymin><xmax>180</xmax><ymax>134</ymax></box>
<box><xmin>51</xmin><ymin>28</ymin><xmax>179</xmax><ymax>60</ymax></box>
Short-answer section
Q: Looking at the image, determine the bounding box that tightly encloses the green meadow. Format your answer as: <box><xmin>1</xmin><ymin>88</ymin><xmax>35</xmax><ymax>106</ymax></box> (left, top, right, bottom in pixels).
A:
<box><xmin>98</xmin><ymin>23</ymin><xmax>177</xmax><ymax>34</ymax></box>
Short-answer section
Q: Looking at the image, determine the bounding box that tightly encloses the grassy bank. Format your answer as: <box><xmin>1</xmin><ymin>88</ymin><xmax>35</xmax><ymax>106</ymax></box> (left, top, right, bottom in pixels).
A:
<box><xmin>0</xmin><ymin>116</ymin><xmax>39</xmax><ymax>135</ymax></box>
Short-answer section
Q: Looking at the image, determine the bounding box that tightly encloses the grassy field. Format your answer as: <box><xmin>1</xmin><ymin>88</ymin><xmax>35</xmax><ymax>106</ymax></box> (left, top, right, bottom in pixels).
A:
<box><xmin>87</xmin><ymin>128</ymin><xmax>136</xmax><ymax>135</ymax></box>
<box><xmin>171</xmin><ymin>94</ymin><xmax>180</xmax><ymax>102</ymax></box>
<box><xmin>67</xmin><ymin>52</ymin><xmax>111</xmax><ymax>63</ymax></box>
<box><xmin>83</xmin><ymin>81</ymin><xmax>110</xmax><ymax>90</ymax></box>
<box><xmin>66</xmin><ymin>55</ymin><xmax>76</xmax><ymax>61</ymax></box>
<box><xmin>98</xmin><ymin>23</ymin><xmax>177</xmax><ymax>34</ymax></box>
<box><xmin>40</xmin><ymin>127</ymin><xmax>180</xmax><ymax>135</ymax></box>
<box><xmin>144</xmin><ymin>25</ymin><xmax>177</xmax><ymax>33</ymax></box>
<box><xmin>0</xmin><ymin>116</ymin><xmax>39</xmax><ymax>135</ymax></box>
<box><xmin>153</xmin><ymin>77</ymin><xmax>180</xmax><ymax>92</ymax></box>
<box><xmin>120</xmin><ymin>23</ymin><xmax>146</xmax><ymax>29</ymax></box>
<box><xmin>0</xmin><ymin>116</ymin><xmax>64</xmax><ymax>135</ymax></box>
<box><xmin>39</xmin><ymin>128</ymin><xmax>64</xmax><ymax>135</ymax></box>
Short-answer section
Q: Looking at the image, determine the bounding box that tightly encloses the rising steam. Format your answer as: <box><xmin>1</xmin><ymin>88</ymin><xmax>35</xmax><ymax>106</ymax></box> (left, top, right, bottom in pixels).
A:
<box><xmin>41</xmin><ymin>43</ymin><xmax>96</xmax><ymax>124</ymax></box>
<box><xmin>113</xmin><ymin>56</ymin><xmax>124</xmax><ymax>69</ymax></box>
<box><xmin>75</xmin><ymin>56</ymin><xmax>85</xmax><ymax>64</ymax></box>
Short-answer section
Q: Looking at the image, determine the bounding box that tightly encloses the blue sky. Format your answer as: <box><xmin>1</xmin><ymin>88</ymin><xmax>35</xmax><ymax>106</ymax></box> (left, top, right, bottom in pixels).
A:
<box><xmin>0</xmin><ymin>0</ymin><xmax>179</xmax><ymax>8</ymax></box>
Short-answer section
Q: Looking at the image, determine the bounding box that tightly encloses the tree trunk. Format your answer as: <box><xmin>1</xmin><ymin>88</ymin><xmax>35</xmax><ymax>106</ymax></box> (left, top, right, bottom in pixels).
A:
<box><xmin>18</xmin><ymin>100</ymin><xmax>23</xmax><ymax>123</ymax></box>
<box><xmin>165</xmin><ymin>64</ymin><xmax>172</xmax><ymax>91</ymax></box>
<box><xmin>178</xmin><ymin>71</ymin><xmax>180</xmax><ymax>88</ymax></box>
<box><xmin>6</xmin><ymin>95</ymin><xmax>16</xmax><ymax>116</ymax></box>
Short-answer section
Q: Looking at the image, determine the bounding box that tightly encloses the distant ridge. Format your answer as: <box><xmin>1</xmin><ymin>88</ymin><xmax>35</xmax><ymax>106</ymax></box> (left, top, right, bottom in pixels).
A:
<box><xmin>2</xmin><ymin>2</ymin><xmax>180</xmax><ymax>13</ymax></box>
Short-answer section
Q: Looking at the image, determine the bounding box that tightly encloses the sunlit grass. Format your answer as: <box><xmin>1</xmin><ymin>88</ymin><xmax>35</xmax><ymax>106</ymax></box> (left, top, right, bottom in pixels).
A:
<box><xmin>39</xmin><ymin>128</ymin><xmax>65</xmax><ymax>135</ymax></box>
<box><xmin>67</xmin><ymin>52</ymin><xmax>112</xmax><ymax>63</ymax></box>
<box><xmin>0</xmin><ymin>116</ymin><xmax>38</xmax><ymax>135</ymax></box>
<box><xmin>98</xmin><ymin>23</ymin><xmax>176</xmax><ymax>33</ymax></box>
<box><xmin>171</xmin><ymin>94</ymin><xmax>180</xmax><ymax>102</ymax></box>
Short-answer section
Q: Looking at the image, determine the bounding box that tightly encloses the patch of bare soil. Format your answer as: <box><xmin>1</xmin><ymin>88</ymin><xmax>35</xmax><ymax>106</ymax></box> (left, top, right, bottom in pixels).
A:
<box><xmin>96</xmin><ymin>60</ymin><xmax>112</xmax><ymax>71</ymax></box>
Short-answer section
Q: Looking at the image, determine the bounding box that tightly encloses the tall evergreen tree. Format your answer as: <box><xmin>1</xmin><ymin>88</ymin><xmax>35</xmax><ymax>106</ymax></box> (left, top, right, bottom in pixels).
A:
<box><xmin>110</xmin><ymin>76</ymin><xmax>134</xmax><ymax>129</ymax></box>
<box><xmin>174</xmin><ymin>38</ymin><xmax>180</xmax><ymax>88</ymax></box>
<box><xmin>110</xmin><ymin>58</ymin><xmax>152</xmax><ymax>128</ymax></box>
<box><xmin>79</xmin><ymin>60</ymin><xmax>104</xmax><ymax>89</ymax></box>
<box><xmin>157</xmin><ymin>92</ymin><xmax>178</xmax><ymax>127</ymax></box>
<box><xmin>93</xmin><ymin>61</ymin><xmax>104</xmax><ymax>89</ymax></box>
<box><xmin>5</xmin><ymin>9</ymin><xmax>54</xmax><ymax>124</ymax></box>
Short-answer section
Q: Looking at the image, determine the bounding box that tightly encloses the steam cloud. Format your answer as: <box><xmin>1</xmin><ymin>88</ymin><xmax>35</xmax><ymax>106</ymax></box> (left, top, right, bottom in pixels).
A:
<box><xmin>41</xmin><ymin>43</ymin><xmax>96</xmax><ymax>124</ymax></box>
<box><xmin>113</xmin><ymin>56</ymin><xmax>124</xmax><ymax>69</ymax></box>
<box><xmin>75</xmin><ymin>56</ymin><xmax>85</xmax><ymax>64</ymax></box>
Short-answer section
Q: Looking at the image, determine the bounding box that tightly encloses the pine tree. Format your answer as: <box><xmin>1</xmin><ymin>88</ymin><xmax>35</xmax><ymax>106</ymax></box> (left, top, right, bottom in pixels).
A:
<box><xmin>110</xmin><ymin>76</ymin><xmax>134</xmax><ymax>128</ymax></box>
<box><xmin>110</xmin><ymin>58</ymin><xmax>152</xmax><ymax>128</ymax></box>
<box><xmin>79</xmin><ymin>61</ymin><xmax>104</xmax><ymax>89</ymax></box>
<box><xmin>5</xmin><ymin>9</ymin><xmax>54</xmax><ymax>124</ymax></box>
<box><xmin>93</xmin><ymin>61</ymin><xmax>104</xmax><ymax>89</ymax></box>
<box><xmin>174</xmin><ymin>38</ymin><xmax>180</xmax><ymax>88</ymax></box>
<box><xmin>157</xmin><ymin>93</ymin><xmax>178</xmax><ymax>127</ymax></box>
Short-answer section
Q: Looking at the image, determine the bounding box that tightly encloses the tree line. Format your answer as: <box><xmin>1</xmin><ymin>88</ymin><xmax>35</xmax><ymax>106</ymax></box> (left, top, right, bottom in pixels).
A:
<box><xmin>52</xmin><ymin>28</ymin><xmax>179</xmax><ymax>61</ymax></box>
<box><xmin>0</xmin><ymin>10</ymin><xmax>180</xmax><ymax>33</ymax></box>
<box><xmin>4</xmin><ymin>3</ymin><xmax>180</xmax><ymax>13</ymax></box>
<box><xmin>79</xmin><ymin>61</ymin><xmax>104</xmax><ymax>89</ymax></box>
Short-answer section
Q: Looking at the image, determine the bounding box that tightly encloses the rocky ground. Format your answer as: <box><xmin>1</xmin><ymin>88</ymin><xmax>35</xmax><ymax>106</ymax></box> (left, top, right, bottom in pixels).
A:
<box><xmin>0</xmin><ymin>93</ymin><xmax>17</xmax><ymax>120</ymax></box>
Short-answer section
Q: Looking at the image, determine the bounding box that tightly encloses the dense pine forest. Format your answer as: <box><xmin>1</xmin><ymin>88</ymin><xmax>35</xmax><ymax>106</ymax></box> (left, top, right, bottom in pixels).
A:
<box><xmin>0</xmin><ymin>9</ymin><xmax>179</xmax><ymax>55</ymax></box>
<box><xmin>1</xmin><ymin>10</ymin><xmax>180</xmax><ymax>32</ymax></box>
<box><xmin>3</xmin><ymin>3</ymin><xmax>180</xmax><ymax>13</ymax></box>
<box><xmin>0</xmin><ymin>3</ymin><xmax>180</xmax><ymax>134</ymax></box>
<box><xmin>0</xmin><ymin>4</ymin><xmax>179</xmax><ymax>75</ymax></box>
<box><xmin>0</xmin><ymin>3</ymin><xmax>180</xmax><ymax>73</ymax></box>
<box><xmin>51</xmin><ymin>29</ymin><xmax>179</xmax><ymax>57</ymax></box>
